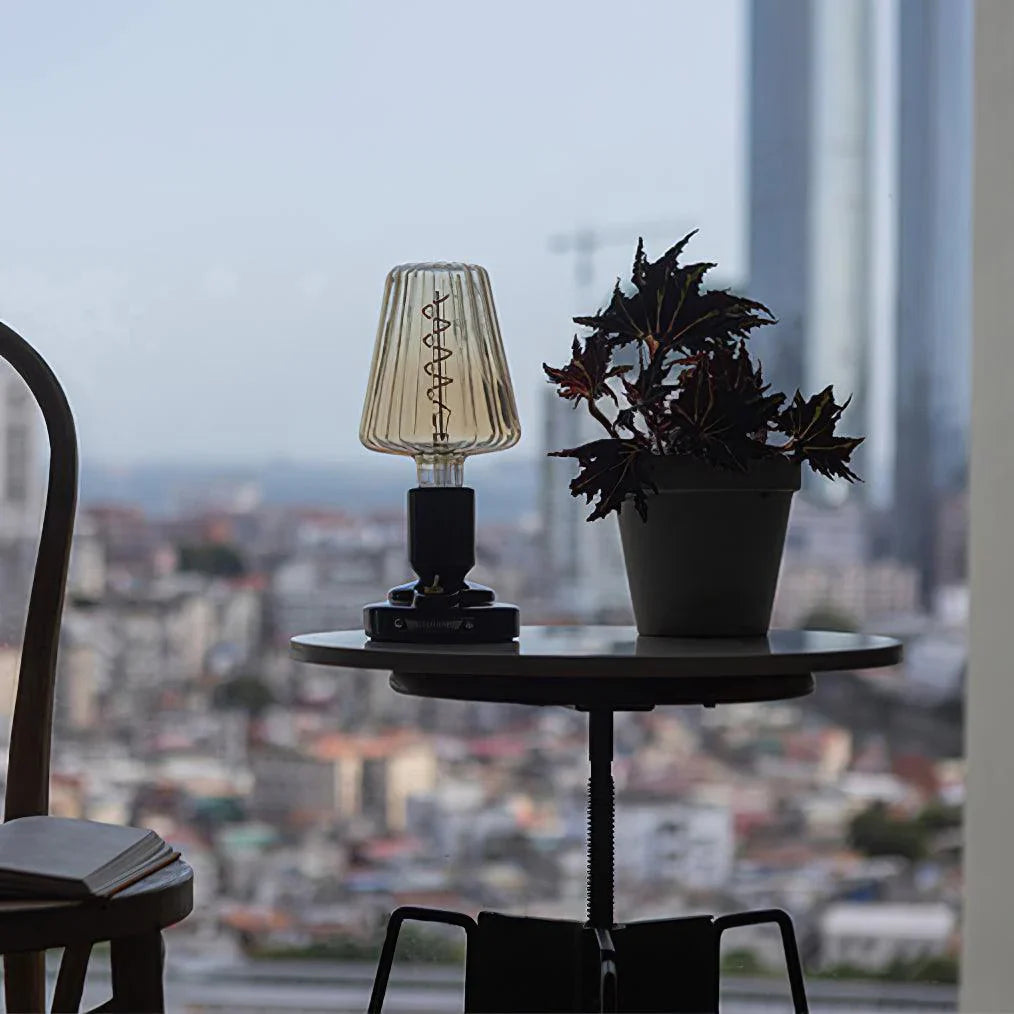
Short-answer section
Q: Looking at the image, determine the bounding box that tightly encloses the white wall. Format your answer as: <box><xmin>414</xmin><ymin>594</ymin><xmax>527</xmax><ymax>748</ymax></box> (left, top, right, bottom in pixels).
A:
<box><xmin>961</xmin><ymin>2</ymin><xmax>1014</xmax><ymax>1009</ymax></box>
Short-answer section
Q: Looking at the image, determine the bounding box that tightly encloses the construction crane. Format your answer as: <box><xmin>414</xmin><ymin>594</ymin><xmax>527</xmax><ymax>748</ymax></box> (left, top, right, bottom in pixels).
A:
<box><xmin>548</xmin><ymin>221</ymin><xmax>690</xmax><ymax>295</ymax></box>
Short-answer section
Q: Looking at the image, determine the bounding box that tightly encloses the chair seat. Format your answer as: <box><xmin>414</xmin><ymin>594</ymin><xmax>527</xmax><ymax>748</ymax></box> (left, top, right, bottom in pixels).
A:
<box><xmin>0</xmin><ymin>860</ymin><xmax>193</xmax><ymax>954</ymax></box>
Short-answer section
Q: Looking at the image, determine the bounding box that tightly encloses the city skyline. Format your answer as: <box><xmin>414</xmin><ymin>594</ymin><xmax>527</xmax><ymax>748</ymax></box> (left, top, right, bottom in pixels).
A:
<box><xmin>746</xmin><ymin>0</ymin><xmax>972</xmax><ymax>608</ymax></box>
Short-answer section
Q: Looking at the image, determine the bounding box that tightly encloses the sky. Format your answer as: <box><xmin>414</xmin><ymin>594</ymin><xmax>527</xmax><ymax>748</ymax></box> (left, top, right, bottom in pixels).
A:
<box><xmin>0</xmin><ymin>0</ymin><xmax>745</xmax><ymax>468</ymax></box>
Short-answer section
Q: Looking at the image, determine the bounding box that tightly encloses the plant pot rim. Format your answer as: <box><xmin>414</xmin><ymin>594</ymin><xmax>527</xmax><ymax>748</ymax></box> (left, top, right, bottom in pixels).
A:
<box><xmin>640</xmin><ymin>454</ymin><xmax>802</xmax><ymax>493</ymax></box>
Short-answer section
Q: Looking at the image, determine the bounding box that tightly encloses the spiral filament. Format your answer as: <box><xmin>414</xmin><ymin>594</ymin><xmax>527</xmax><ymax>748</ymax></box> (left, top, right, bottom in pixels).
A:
<box><xmin>421</xmin><ymin>290</ymin><xmax>453</xmax><ymax>443</ymax></box>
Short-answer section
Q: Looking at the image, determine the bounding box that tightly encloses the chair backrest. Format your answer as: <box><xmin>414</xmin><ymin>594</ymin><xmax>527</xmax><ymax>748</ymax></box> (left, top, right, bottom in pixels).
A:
<box><xmin>0</xmin><ymin>321</ymin><xmax>77</xmax><ymax>822</ymax></box>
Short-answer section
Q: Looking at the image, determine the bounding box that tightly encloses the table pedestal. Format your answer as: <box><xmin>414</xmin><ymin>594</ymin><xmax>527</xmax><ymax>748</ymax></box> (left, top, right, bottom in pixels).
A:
<box><xmin>294</xmin><ymin>628</ymin><xmax>902</xmax><ymax>1012</ymax></box>
<box><xmin>368</xmin><ymin>709</ymin><xmax>808</xmax><ymax>1014</ymax></box>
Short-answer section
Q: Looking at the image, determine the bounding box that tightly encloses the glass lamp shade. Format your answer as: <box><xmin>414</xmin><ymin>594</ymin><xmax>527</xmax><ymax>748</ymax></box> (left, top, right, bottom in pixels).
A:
<box><xmin>359</xmin><ymin>262</ymin><xmax>521</xmax><ymax>485</ymax></box>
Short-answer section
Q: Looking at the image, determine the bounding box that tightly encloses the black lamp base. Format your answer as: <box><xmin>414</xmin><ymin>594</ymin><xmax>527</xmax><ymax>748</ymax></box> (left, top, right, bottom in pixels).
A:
<box><xmin>364</xmin><ymin>596</ymin><xmax>520</xmax><ymax>643</ymax></box>
<box><xmin>364</xmin><ymin>485</ymin><xmax>520</xmax><ymax>644</ymax></box>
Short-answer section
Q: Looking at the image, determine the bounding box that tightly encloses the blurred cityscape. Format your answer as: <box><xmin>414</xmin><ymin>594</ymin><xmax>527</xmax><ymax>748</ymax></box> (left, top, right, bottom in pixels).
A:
<box><xmin>0</xmin><ymin>0</ymin><xmax>973</xmax><ymax>1011</ymax></box>
<box><xmin>0</xmin><ymin>447</ymin><xmax>967</xmax><ymax>1013</ymax></box>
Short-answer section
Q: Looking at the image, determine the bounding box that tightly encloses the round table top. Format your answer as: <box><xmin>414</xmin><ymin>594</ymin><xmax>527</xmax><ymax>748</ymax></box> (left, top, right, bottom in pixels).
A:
<box><xmin>290</xmin><ymin>626</ymin><xmax>902</xmax><ymax>709</ymax></box>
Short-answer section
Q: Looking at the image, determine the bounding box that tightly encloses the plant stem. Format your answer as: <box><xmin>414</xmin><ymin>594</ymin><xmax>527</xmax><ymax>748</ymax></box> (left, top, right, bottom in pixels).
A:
<box><xmin>587</xmin><ymin>398</ymin><xmax>620</xmax><ymax>439</ymax></box>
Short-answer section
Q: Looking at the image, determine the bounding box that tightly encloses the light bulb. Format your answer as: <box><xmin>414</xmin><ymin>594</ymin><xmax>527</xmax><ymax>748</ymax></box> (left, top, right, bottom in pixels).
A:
<box><xmin>359</xmin><ymin>263</ymin><xmax>521</xmax><ymax>485</ymax></box>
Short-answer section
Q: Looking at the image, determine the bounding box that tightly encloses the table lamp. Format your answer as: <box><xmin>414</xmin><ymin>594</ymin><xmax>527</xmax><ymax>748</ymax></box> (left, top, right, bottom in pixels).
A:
<box><xmin>360</xmin><ymin>262</ymin><xmax>521</xmax><ymax>642</ymax></box>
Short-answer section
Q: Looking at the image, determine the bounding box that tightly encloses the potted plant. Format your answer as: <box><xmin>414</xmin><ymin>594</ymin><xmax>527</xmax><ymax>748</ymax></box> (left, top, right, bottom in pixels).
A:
<box><xmin>544</xmin><ymin>232</ymin><xmax>862</xmax><ymax>637</ymax></box>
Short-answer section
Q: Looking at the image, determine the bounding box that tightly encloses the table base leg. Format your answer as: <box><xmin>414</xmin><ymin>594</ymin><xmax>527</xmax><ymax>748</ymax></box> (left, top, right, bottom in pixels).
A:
<box><xmin>368</xmin><ymin>908</ymin><xmax>806</xmax><ymax>1013</ymax></box>
<box><xmin>366</xmin><ymin>709</ymin><xmax>808</xmax><ymax>1012</ymax></box>
<box><xmin>587</xmin><ymin>710</ymin><xmax>615</xmax><ymax>932</ymax></box>
<box><xmin>368</xmin><ymin>906</ymin><xmax>476</xmax><ymax>1014</ymax></box>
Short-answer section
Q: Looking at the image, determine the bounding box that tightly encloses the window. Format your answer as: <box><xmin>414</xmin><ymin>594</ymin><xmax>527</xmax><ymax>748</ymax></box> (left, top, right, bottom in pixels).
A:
<box><xmin>2</xmin><ymin>0</ymin><xmax>979</xmax><ymax>1008</ymax></box>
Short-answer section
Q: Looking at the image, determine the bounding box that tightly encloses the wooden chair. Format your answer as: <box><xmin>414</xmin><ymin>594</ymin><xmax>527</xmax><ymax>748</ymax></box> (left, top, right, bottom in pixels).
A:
<box><xmin>0</xmin><ymin>321</ymin><xmax>193</xmax><ymax>1013</ymax></box>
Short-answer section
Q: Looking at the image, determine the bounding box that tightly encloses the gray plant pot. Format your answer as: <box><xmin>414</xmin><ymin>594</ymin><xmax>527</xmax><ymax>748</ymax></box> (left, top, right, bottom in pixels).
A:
<box><xmin>618</xmin><ymin>456</ymin><xmax>801</xmax><ymax>637</ymax></box>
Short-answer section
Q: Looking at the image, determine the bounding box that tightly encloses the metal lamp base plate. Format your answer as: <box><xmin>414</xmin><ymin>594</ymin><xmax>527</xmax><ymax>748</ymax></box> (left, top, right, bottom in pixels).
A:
<box><xmin>363</xmin><ymin>601</ymin><xmax>520</xmax><ymax>643</ymax></box>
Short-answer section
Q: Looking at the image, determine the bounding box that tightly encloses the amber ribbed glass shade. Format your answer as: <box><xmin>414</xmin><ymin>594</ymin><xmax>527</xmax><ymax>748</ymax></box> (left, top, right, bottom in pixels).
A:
<box><xmin>359</xmin><ymin>262</ymin><xmax>521</xmax><ymax>485</ymax></box>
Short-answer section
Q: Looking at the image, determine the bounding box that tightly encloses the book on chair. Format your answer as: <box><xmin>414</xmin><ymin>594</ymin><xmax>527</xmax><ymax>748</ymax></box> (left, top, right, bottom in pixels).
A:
<box><xmin>0</xmin><ymin>816</ymin><xmax>179</xmax><ymax>900</ymax></box>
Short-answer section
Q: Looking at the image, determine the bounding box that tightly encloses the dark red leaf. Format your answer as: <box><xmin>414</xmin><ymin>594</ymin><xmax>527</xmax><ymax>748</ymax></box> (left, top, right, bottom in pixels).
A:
<box><xmin>776</xmin><ymin>387</ymin><xmax>863</xmax><ymax>481</ymax></box>
<box><xmin>543</xmin><ymin>337</ymin><xmax>630</xmax><ymax>404</ymax></box>
<box><xmin>573</xmin><ymin>233</ymin><xmax>775</xmax><ymax>356</ymax></box>
<box><xmin>549</xmin><ymin>438</ymin><xmax>656</xmax><ymax>521</ymax></box>
<box><xmin>664</xmin><ymin>344</ymin><xmax>784</xmax><ymax>468</ymax></box>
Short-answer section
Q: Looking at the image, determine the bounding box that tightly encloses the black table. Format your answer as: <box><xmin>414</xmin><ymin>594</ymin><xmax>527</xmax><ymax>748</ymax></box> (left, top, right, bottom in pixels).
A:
<box><xmin>290</xmin><ymin>626</ymin><xmax>902</xmax><ymax>1014</ymax></box>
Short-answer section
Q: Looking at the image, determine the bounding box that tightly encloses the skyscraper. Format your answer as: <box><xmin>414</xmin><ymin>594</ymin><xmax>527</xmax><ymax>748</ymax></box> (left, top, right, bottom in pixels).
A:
<box><xmin>806</xmin><ymin>0</ymin><xmax>873</xmax><ymax>481</ymax></box>
<box><xmin>748</xmin><ymin>0</ymin><xmax>973</xmax><ymax>600</ymax></box>
<box><xmin>540</xmin><ymin>387</ymin><xmax>630</xmax><ymax>619</ymax></box>
<box><xmin>894</xmin><ymin>0</ymin><xmax>974</xmax><ymax>601</ymax></box>
<box><xmin>0</xmin><ymin>369</ymin><xmax>39</xmax><ymax>541</ymax></box>
<box><xmin>0</xmin><ymin>367</ymin><xmax>42</xmax><ymax>642</ymax></box>
<box><xmin>539</xmin><ymin>386</ymin><xmax>582</xmax><ymax>595</ymax></box>
<box><xmin>747</xmin><ymin>0</ymin><xmax>813</xmax><ymax>401</ymax></box>
<box><xmin>748</xmin><ymin>0</ymin><xmax>890</xmax><ymax>505</ymax></box>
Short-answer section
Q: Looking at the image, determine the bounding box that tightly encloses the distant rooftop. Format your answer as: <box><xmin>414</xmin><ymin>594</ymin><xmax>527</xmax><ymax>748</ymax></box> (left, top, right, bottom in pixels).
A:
<box><xmin>821</xmin><ymin>902</ymin><xmax>955</xmax><ymax>938</ymax></box>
